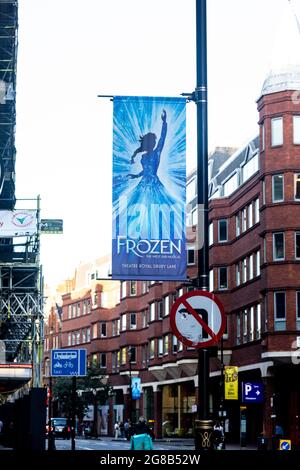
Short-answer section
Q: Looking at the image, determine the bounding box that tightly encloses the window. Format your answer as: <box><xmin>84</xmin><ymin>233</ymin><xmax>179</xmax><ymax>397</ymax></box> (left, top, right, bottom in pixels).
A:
<box><xmin>223</xmin><ymin>173</ymin><xmax>238</xmax><ymax>196</ymax></box>
<box><xmin>249</xmin><ymin>255</ymin><xmax>254</xmax><ymax>280</ymax></box>
<box><xmin>150</xmin><ymin>303</ymin><xmax>155</xmax><ymax>322</ymax></box>
<box><xmin>178</xmin><ymin>288</ymin><xmax>183</xmax><ymax>297</ymax></box>
<box><xmin>141</xmin><ymin>344</ymin><xmax>148</xmax><ymax>365</ymax></box>
<box><xmin>271</xmin><ymin>117</ymin><xmax>283</xmax><ymax>146</ymax></box>
<box><xmin>72</xmin><ymin>305</ymin><xmax>76</xmax><ymax>318</ymax></box>
<box><xmin>242</xmin><ymin>208</ymin><xmax>247</xmax><ymax>232</ymax></box>
<box><xmin>158</xmin><ymin>301</ymin><xmax>163</xmax><ymax>320</ymax></box>
<box><xmin>295</xmin><ymin>233</ymin><xmax>300</xmax><ymax>259</ymax></box>
<box><xmin>164</xmin><ymin>296</ymin><xmax>170</xmax><ymax>316</ymax></box>
<box><xmin>236</xmin><ymin>313</ymin><xmax>241</xmax><ymax>345</ymax></box>
<box><xmin>100</xmin><ymin>353</ymin><xmax>106</xmax><ymax>368</ymax></box>
<box><xmin>121</xmin><ymin>314</ymin><xmax>127</xmax><ymax>331</ymax></box>
<box><xmin>242</xmin><ymin>258</ymin><xmax>247</xmax><ymax>283</ymax></box>
<box><xmin>82</xmin><ymin>329</ymin><xmax>86</xmax><ymax>343</ymax></box>
<box><xmin>121</xmin><ymin>281</ymin><xmax>127</xmax><ymax>299</ymax></box>
<box><xmin>86</xmin><ymin>328</ymin><xmax>91</xmax><ymax>342</ymax></box>
<box><xmin>243</xmin><ymin>310</ymin><xmax>248</xmax><ymax>342</ymax></box>
<box><xmin>235</xmin><ymin>214</ymin><xmax>240</xmax><ymax>237</ymax></box>
<box><xmin>121</xmin><ymin>347</ymin><xmax>127</xmax><ymax>365</ymax></box>
<box><xmin>130</xmin><ymin>313</ymin><xmax>136</xmax><ymax>330</ymax></box>
<box><xmin>272</xmin><ymin>175</ymin><xmax>284</xmax><ymax>202</ymax></box>
<box><xmin>261</xmin><ymin>122</ymin><xmax>265</xmax><ymax>151</ymax></box>
<box><xmin>76</xmin><ymin>303</ymin><xmax>81</xmax><ymax>316</ymax></box>
<box><xmin>262</xmin><ymin>179</ymin><xmax>266</xmax><ymax>205</ymax></box>
<box><xmin>209</xmin><ymin>269</ymin><xmax>214</xmax><ymax>292</ymax></box>
<box><xmin>142</xmin><ymin>310</ymin><xmax>148</xmax><ymax>328</ymax></box>
<box><xmin>273</xmin><ymin>232</ymin><xmax>285</xmax><ymax>260</ymax></box>
<box><xmin>158</xmin><ymin>338</ymin><xmax>163</xmax><ymax>356</ymax></box>
<box><xmin>76</xmin><ymin>331</ymin><xmax>80</xmax><ymax>345</ymax></box>
<box><xmin>142</xmin><ymin>281</ymin><xmax>148</xmax><ymax>294</ymax></box>
<box><xmin>149</xmin><ymin>339</ymin><xmax>155</xmax><ymax>359</ymax></box>
<box><xmin>274</xmin><ymin>292</ymin><xmax>286</xmax><ymax>321</ymax></box>
<box><xmin>68</xmin><ymin>333</ymin><xmax>71</xmax><ymax>346</ymax></box>
<box><xmin>248</xmin><ymin>204</ymin><xmax>253</xmax><ymax>228</ymax></box>
<box><xmin>236</xmin><ymin>263</ymin><xmax>240</xmax><ymax>286</ymax></box>
<box><xmin>68</xmin><ymin>305</ymin><xmax>72</xmax><ymax>319</ymax></box>
<box><xmin>256</xmin><ymin>304</ymin><xmax>261</xmax><ymax>339</ymax></box>
<box><xmin>250</xmin><ymin>307</ymin><xmax>254</xmax><ymax>341</ymax></box>
<box><xmin>209</xmin><ymin>223</ymin><xmax>213</xmax><ymax>246</ymax></box>
<box><xmin>293</xmin><ymin>115</ymin><xmax>300</xmax><ymax>144</ymax></box>
<box><xmin>92</xmin><ymin>323</ymin><xmax>98</xmax><ymax>339</ymax></box>
<box><xmin>297</xmin><ymin>292</ymin><xmax>300</xmax><ymax>321</ymax></box>
<box><xmin>72</xmin><ymin>333</ymin><xmax>76</xmax><ymax>346</ymax></box>
<box><xmin>92</xmin><ymin>354</ymin><xmax>98</xmax><ymax>366</ymax></box>
<box><xmin>100</xmin><ymin>322</ymin><xmax>107</xmax><ymax>337</ymax></box>
<box><xmin>254</xmin><ymin>198</ymin><xmax>260</xmax><ymax>224</ymax></box>
<box><xmin>172</xmin><ymin>335</ymin><xmax>178</xmax><ymax>354</ymax></box>
<box><xmin>187</xmin><ymin>247</ymin><xmax>195</xmax><ymax>265</ymax></box>
<box><xmin>256</xmin><ymin>250</ymin><xmax>261</xmax><ymax>276</ymax></box>
<box><xmin>218</xmin><ymin>219</ymin><xmax>228</xmax><ymax>242</ymax></box>
<box><xmin>163</xmin><ymin>335</ymin><xmax>169</xmax><ymax>355</ymax></box>
<box><xmin>294</xmin><ymin>174</ymin><xmax>300</xmax><ymax>200</ymax></box>
<box><xmin>130</xmin><ymin>281</ymin><xmax>137</xmax><ymax>296</ymax></box>
<box><xmin>129</xmin><ymin>346</ymin><xmax>136</xmax><ymax>363</ymax></box>
<box><xmin>242</xmin><ymin>154</ymin><xmax>259</xmax><ymax>183</ymax></box>
<box><xmin>218</xmin><ymin>267</ymin><xmax>228</xmax><ymax>290</ymax></box>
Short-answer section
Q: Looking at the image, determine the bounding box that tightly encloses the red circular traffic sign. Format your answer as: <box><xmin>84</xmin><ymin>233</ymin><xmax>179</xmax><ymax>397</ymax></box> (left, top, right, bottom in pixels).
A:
<box><xmin>170</xmin><ymin>290</ymin><xmax>226</xmax><ymax>348</ymax></box>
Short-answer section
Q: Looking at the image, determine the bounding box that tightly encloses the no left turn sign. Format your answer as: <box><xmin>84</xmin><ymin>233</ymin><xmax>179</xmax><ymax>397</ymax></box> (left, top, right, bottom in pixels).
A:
<box><xmin>170</xmin><ymin>290</ymin><xmax>226</xmax><ymax>348</ymax></box>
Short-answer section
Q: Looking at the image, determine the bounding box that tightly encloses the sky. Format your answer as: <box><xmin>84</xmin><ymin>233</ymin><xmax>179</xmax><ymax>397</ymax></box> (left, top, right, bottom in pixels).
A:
<box><xmin>14</xmin><ymin>0</ymin><xmax>300</xmax><ymax>288</ymax></box>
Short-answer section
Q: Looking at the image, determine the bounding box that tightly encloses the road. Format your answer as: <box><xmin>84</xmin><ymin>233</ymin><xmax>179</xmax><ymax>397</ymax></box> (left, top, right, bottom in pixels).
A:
<box><xmin>52</xmin><ymin>437</ymin><xmax>194</xmax><ymax>451</ymax></box>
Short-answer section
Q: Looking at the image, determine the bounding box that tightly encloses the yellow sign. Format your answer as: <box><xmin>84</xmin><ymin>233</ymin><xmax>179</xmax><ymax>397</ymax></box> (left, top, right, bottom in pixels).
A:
<box><xmin>224</xmin><ymin>366</ymin><xmax>238</xmax><ymax>400</ymax></box>
<box><xmin>279</xmin><ymin>440</ymin><xmax>291</xmax><ymax>450</ymax></box>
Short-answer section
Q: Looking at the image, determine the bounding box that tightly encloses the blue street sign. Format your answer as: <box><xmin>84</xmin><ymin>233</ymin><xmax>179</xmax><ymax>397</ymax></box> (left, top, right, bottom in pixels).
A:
<box><xmin>242</xmin><ymin>382</ymin><xmax>264</xmax><ymax>403</ymax></box>
<box><xmin>51</xmin><ymin>349</ymin><xmax>87</xmax><ymax>377</ymax></box>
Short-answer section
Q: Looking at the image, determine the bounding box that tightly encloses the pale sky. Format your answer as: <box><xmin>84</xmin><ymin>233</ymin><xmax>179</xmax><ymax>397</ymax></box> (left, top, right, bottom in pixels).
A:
<box><xmin>14</xmin><ymin>0</ymin><xmax>300</xmax><ymax>287</ymax></box>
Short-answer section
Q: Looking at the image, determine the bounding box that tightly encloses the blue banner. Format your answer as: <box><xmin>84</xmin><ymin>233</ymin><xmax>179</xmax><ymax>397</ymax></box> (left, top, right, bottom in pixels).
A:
<box><xmin>112</xmin><ymin>96</ymin><xmax>186</xmax><ymax>280</ymax></box>
<box><xmin>131</xmin><ymin>377</ymin><xmax>141</xmax><ymax>400</ymax></box>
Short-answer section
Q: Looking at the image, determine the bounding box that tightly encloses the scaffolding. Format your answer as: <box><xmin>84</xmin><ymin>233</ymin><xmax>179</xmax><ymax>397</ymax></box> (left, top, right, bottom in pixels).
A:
<box><xmin>0</xmin><ymin>2</ymin><xmax>44</xmax><ymax>389</ymax></box>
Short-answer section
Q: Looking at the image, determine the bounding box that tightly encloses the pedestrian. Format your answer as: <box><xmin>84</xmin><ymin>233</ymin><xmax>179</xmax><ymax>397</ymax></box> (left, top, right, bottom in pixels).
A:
<box><xmin>119</xmin><ymin>421</ymin><xmax>125</xmax><ymax>439</ymax></box>
<box><xmin>114</xmin><ymin>421</ymin><xmax>120</xmax><ymax>439</ymax></box>
<box><xmin>134</xmin><ymin>416</ymin><xmax>151</xmax><ymax>435</ymax></box>
<box><xmin>213</xmin><ymin>420</ymin><xmax>224</xmax><ymax>450</ymax></box>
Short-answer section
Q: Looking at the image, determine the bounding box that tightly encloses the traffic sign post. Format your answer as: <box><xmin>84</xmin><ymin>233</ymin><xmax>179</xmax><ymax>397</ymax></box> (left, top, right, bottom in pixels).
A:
<box><xmin>50</xmin><ymin>349</ymin><xmax>87</xmax><ymax>451</ymax></box>
<box><xmin>170</xmin><ymin>290</ymin><xmax>226</xmax><ymax>450</ymax></box>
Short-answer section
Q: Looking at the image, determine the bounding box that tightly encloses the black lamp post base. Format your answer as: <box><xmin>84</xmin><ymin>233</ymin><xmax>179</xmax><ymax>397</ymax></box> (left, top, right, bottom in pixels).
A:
<box><xmin>194</xmin><ymin>419</ymin><xmax>214</xmax><ymax>451</ymax></box>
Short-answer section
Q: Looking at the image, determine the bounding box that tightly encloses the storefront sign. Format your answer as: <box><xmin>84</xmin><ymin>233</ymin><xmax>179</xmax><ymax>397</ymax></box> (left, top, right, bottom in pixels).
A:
<box><xmin>225</xmin><ymin>366</ymin><xmax>239</xmax><ymax>400</ymax></box>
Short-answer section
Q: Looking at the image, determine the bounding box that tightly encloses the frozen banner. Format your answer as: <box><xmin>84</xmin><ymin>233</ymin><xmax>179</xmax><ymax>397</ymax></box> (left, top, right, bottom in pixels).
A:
<box><xmin>112</xmin><ymin>96</ymin><xmax>186</xmax><ymax>280</ymax></box>
<box><xmin>0</xmin><ymin>210</ymin><xmax>37</xmax><ymax>237</ymax></box>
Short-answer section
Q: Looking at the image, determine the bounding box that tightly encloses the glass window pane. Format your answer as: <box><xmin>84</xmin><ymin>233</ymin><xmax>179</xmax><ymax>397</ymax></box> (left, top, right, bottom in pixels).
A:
<box><xmin>272</xmin><ymin>175</ymin><xmax>284</xmax><ymax>202</ymax></box>
<box><xmin>294</xmin><ymin>174</ymin><xmax>300</xmax><ymax>200</ymax></box>
<box><xmin>271</xmin><ymin>117</ymin><xmax>283</xmax><ymax>146</ymax></box>
<box><xmin>218</xmin><ymin>219</ymin><xmax>227</xmax><ymax>242</ymax></box>
<box><xmin>219</xmin><ymin>267</ymin><xmax>228</xmax><ymax>289</ymax></box>
<box><xmin>273</xmin><ymin>233</ymin><xmax>284</xmax><ymax>260</ymax></box>
<box><xmin>275</xmin><ymin>292</ymin><xmax>286</xmax><ymax>319</ymax></box>
<box><xmin>293</xmin><ymin>116</ymin><xmax>300</xmax><ymax>144</ymax></box>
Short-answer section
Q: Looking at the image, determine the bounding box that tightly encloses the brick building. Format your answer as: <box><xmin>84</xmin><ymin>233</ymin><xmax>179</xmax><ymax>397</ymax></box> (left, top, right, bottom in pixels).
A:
<box><xmin>44</xmin><ymin>65</ymin><xmax>300</xmax><ymax>445</ymax></box>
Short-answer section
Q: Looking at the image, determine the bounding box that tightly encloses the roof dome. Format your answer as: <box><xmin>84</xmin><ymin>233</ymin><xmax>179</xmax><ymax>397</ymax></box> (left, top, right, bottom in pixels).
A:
<box><xmin>260</xmin><ymin>64</ymin><xmax>300</xmax><ymax>97</ymax></box>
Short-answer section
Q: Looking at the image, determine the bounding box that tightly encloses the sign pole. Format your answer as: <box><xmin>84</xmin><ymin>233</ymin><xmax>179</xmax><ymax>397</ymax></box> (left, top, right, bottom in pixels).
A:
<box><xmin>194</xmin><ymin>0</ymin><xmax>214</xmax><ymax>450</ymax></box>
<box><xmin>71</xmin><ymin>376</ymin><xmax>76</xmax><ymax>451</ymax></box>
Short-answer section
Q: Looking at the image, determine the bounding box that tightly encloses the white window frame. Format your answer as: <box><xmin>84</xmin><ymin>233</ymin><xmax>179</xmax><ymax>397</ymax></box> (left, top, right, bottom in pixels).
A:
<box><xmin>273</xmin><ymin>232</ymin><xmax>285</xmax><ymax>261</ymax></box>
<box><xmin>254</xmin><ymin>198</ymin><xmax>259</xmax><ymax>224</ymax></box>
<box><xmin>209</xmin><ymin>223</ymin><xmax>214</xmax><ymax>246</ymax></box>
<box><xmin>256</xmin><ymin>304</ymin><xmax>261</xmax><ymax>339</ymax></box>
<box><xmin>295</xmin><ymin>232</ymin><xmax>300</xmax><ymax>259</ymax></box>
<box><xmin>236</xmin><ymin>263</ymin><xmax>240</xmax><ymax>286</ymax></box>
<box><xmin>294</xmin><ymin>173</ymin><xmax>300</xmax><ymax>201</ymax></box>
<box><xmin>121</xmin><ymin>314</ymin><xmax>127</xmax><ymax>331</ymax></box>
<box><xmin>209</xmin><ymin>269</ymin><xmax>214</xmax><ymax>292</ymax></box>
<box><xmin>218</xmin><ymin>219</ymin><xmax>228</xmax><ymax>243</ymax></box>
<box><xmin>235</xmin><ymin>214</ymin><xmax>240</xmax><ymax>237</ymax></box>
<box><xmin>248</xmin><ymin>203</ymin><xmax>253</xmax><ymax>229</ymax></box>
<box><xmin>272</xmin><ymin>174</ymin><xmax>284</xmax><ymax>203</ymax></box>
<box><xmin>256</xmin><ymin>250</ymin><xmax>261</xmax><ymax>276</ymax></box>
<box><xmin>293</xmin><ymin>115</ymin><xmax>300</xmax><ymax>144</ymax></box>
<box><xmin>249</xmin><ymin>254</ymin><xmax>254</xmax><ymax>280</ymax></box>
<box><xmin>150</xmin><ymin>302</ymin><xmax>156</xmax><ymax>322</ymax></box>
<box><xmin>218</xmin><ymin>267</ymin><xmax>228</xmax><ymax>290</ymax></box>
<box><xmin>271</xmin><ymin>116</ymin><xmax>283</xmax><ymax>146</ymax></box>
<box><xmin>274</xmin><ymin>291</ymin><xmax>286</xmax><ymax>321</ymax></box>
